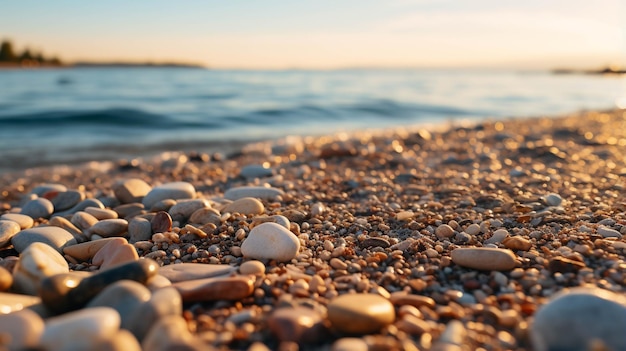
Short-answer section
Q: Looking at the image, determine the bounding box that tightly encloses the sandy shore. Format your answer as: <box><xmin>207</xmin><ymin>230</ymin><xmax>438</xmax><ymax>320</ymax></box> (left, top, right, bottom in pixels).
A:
<box><xmin>1</xmin><ymin>109</ymin><xmax>626</xmax><ymax>350</ymax></box>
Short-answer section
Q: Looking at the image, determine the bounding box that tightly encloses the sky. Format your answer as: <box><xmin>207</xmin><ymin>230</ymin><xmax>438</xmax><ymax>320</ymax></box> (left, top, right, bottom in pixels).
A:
<box><xmin>1</xmin><ymin>0</ymin><xmax>624</xmax><ymax>69</ymax></box>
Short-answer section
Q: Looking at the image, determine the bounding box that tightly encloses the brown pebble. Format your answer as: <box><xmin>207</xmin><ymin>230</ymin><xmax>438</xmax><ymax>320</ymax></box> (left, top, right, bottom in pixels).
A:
<box><xmin>389</xmin><ymin>292</ymin><xmax>436</xmax><ymax>309</ymax></box>
<box><xmin>451</xmin><ymin>248</ymin><xmax>517</xmax><ymax>271</ymax></box>
<box><xmin>502</xmin><ymin>236</ymin><xmax>533</xmax><ymax>251</ymax></box>
<box><xmin>0</xmin><ymin>266</ymin><xmax>13</xmax><ymax>291</ymax></box>
<box><xmin>361</xmin><ymin>237</ymin><xmax>390</xmax><ymax>248</ymax></box>
<box><xmin>172</xmin><ymin>276</ymin><xmax>254</xmax><ymax>302</ymax></box>
<box><xmin>151</xmin><ymin>211</ymin><xmax>172</xmax><ymax>233</ymax></box>
<box><xmin>267</xmin><ymin>306</ymin><xmax>329</xmax><ymax>343</ymax></box>
<box><xmin>548</xmin><ymin>256</ymin><xmax>586</xmax><ymax>274</ymax></box>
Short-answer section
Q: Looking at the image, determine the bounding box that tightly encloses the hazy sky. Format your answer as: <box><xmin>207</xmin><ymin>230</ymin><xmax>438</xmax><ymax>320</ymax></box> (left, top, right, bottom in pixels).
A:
<box><xmin>1</xmin><ymin>0</ymin><xmax>624</xmax><ymax>69</ymax></box>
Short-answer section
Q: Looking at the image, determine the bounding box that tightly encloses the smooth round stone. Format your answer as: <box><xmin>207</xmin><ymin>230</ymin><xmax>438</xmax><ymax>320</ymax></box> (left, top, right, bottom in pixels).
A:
<box><xmin>224</xmin><ymin>186</ymin><xmax>284</xmax><ymax>201</ymax></box>
<box><xmin>114</xmin><ymin>203</ymin><xmax>145</xmax><ymax>219</ymax></box>
<box><xmin>172</xmin><ymin>276</ymin><xmax>254</xmax><ymax>302</ymax></box>
<box><xmin>40</xmin><ymin>307</ymin><xmax>121</xmax><ymax>351</ymax></box>
<box><xmin>51</xmin><ymin>190</ymin><xmax>85</xmax><ymax>212</ymax></box>
<box><xmin>158</xmin><ymin>263</ymin><xmax>235</xmax><ymax>283</ymax></box>
<box><xmin>30</xmin><ymin>184</ymin><xmax>67</xmax><ymax>197</ymax></box>
<box><xmin>54</xmin><ymin>198</ymin><xmax>105</xmax><ymax>217</ymax></box>
<box><xmin>63</xmin><ymin>237</ymin><xmax>126</xmax><ymax>261</ymax></box>
<box><xmin>0</xmin><ymin>219</ymin><xmax>21</xmax><ymax>247</ymax></box>
<box><xmin>0</xmin><ymin>266</ymin><xmax>13</xmax><ymax>291</ymax></box>
<box><xmin>485</xmin><ymin>228</ymin><xmax>509</xmax><ymax>245</ymax></box>
<box><xmin>127</xmin><ymin>286</ymin><xmax>182</xmax><ymax>341</ymax></box>
<box><xmin>146</xmin><ymin>274</ymin><xmax>172</xmax><ymax>291</ymax></box>
<box><xmin>241</xmin><ymin>222</ymin><xmax>300</xmax><ymax>262</ymax></box>
<box><xmin>151</xmin><ymin>211</ymin><xmax>172</xmax><ymax>234</ymax></box>
<box><xmin>450</xmin><ymin>248</ymin><xmax>517</xmax><ymax>271</ymax></box>
<box><xmin>544</xmin><ymin>193</ymin><xmax>562</xmax><ymax>206</ymax></box>
<box><xmin>40</xmin><ymin>259</ymin><xmax>159</xmax><ymax>314</ymax></box>
<box><xmin>240</xmin><ymin>260</ymin><xmax>266</xmax><ymax>275</ymax></box>
<box><xmin>268</xmin><ymin>306</ymin><xmax>328</xmax><ymax>343</ymax></box>
<box><xmin>142</xmin><ymin>182</ymin><xmax>196</xmax><ymax>209</ymax></box>
<box><xmin>598</xmin><ymin>226</ymin><xmax>622</xmax><ymax>238</ymax></box>
<box><xmin>222</xmin><ymin>197</ymin><xmax>265</xmax><ymax>215</ymax></box>
<box><xmin>389</xmin><ymin>292</ymin><xmax>436</xmax><ymax>309</ymax></box>
<box><xmin>188</xmin><ymin>207</ymin><xmax>221</xmax><ymax>225</ymax></box>
<box><xmin>327</xmin><ymin>293</ymin><xmax>395</xmax><ymax>334</ymax></box>
<box><xmin>20</xmin><ymin>198</ymin><xmax>54</xmax><ymax>219</ymax></box>
<box><xmin>0</xmin><ymin>292</ymin><xmax>41</xmax><ymax>314</ymax></box>
<box><xmin>113</xmin><ymin>178</ymin><xmax>153</xmax><ymax>204</ymax></box>
<box><xmin>100</xmin><ymin>329</ymin><xmax>142</xmax><ymax>351</ymax></box>
<box><xmin>87</xmin><ymin>218</ymin><xmax>129</xmax><ymax>238</ymax></box>
<box><xmin>11</xmin><ymin>226</ymin><xmax>77</xmax><ymax>253</ymax></box>
<box><xmin>86</xmin><ymin>280</ymin><xmax>151</xmax><ymax>332</ymax></box>
<box><xmin>502</xmin><ymin>236</ymin><xmax>532</xmax><ymax>251</ymax></box>
<box><xmin>240</xmin><ymin>164</ymin><xmax>274</xmax><ymax>179</ymax></box>
<box><xmin>92</xmin><ymin>238</ymin><xmax>139</xmax><ymax>269</ymax></box>
<box><xmin>129</xmin><ymin>217</ymin><xmax>153</xmax><ymax>243</ymax></box>
<box><xmin>465</xmin><ymin>223</ymin><xmax>481</xmax><ymax>235</ymax></box>
<box><xmin>435</xmin><ymin>224</ymin><xmax>454</xmax><ymax>238</ymax></box>
<box><xmin>0</xmin><ymin>309</ymin><xmax>44</xmax><ymax>350</ymax></box>
<box><xmin>168</xmin><ymin>199</ymin><xmax>209</xmax><ymax>222</ymax></box>
<box><xmin>13</xmin><ymin>242</ymin><xmax>70</xmax><ymax>295</ymax></box>
<box><xmin>332</xmin><ymin>338</ymin><xmax>369</xmax><ymax>351</ymax></box>
<box><xmin>531</xmin><ymin>288</ymin><xmax>626</xmax><ymax>351</ymax></box>
<box><xmin>142</xmin><ymin>315</ymin><xmax>198</xmax><ymax>351</ymax></box>
<box><xmin>84</xmin><ymin>207</ymin><xmax>118</xmax><ymax>220</ymax></box>
<box><xmin>47</xmin><ymin>216</ymin><xmax>85</xmax><ymax>241</ymax></box>
<box><xmin>71</xmin><ymin>211</ymin><xmax>99</xmax><ymax>231</ymax></box>
<box><xmin>0</xmin><ymin>213</ymin><xmax>34</xmax><ymax>230</ymax></box>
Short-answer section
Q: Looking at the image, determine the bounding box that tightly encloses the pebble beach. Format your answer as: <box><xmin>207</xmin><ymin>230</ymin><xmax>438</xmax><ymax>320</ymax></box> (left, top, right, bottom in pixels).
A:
<box><xmin>1</xmin><ymin>108</ymin><xmax>625</xmax><ymax>350</ymax></box>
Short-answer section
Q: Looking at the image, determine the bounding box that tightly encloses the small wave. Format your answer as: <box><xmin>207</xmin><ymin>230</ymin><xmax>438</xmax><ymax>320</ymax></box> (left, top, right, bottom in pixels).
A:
<box><xmin>346</xmin><ymin>99</ymin><xmax>472</xmax><ymax>118</ymax></box>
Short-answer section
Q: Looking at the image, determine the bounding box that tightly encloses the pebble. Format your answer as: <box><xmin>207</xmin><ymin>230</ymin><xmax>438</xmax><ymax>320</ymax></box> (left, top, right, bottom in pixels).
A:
<box><xmin>240</xmin><ymin>164</ymin><xmax>274</xmax><ymax>179</ymax></box>
<box><xmin>435</xmin><ymin>224</ymin><xmax>455</xmax><ymax>238</ymax></box>
<box><xmin>502</xmin><ymin>236</ymin><xmax>532</xmax><ymax>251</ymax></box>
<box><xmin>0</xmin><ymin>309</ymin><xmax>45</xmax><ymax>350</ymax></box>
<box><xmin>451</xmin><ymin>247</ymin><xmax>517</xmax><ymax>271</ymax></box>
<box><xmin>86</xmin><ymin>280</ymin><xmax>150</xmax><ymax>332</ymax></box>
<box><xmin>332</xmin><ymin>337</ymin><xmax>369</xmax><ymax>351</ymax></box>
<box><xmin>30</xmin><ymin>184</ymin><xmax>67</xmax><ymax>197</ymax></box>
<box><xmin>0</xmin><ymin>213</ymin><xmax>34</xmax><ymax>229</ymax></box>
<box><xmin>547</xmin><ymin>256</ymin><xmax>585</xmax><ymax>274</ymax></box>
<box><xmin>20</xmin><ymin>198</ymin><xmax>54</xmax><ymax>219</ymax></box>
<box><xmin>142</xmin><ymin>181</ymin><xmax>196</xmax><ymax>209</ymax></box>
<box><xmin>40</xmin><ymin>307</ymin><xmax>121</xmax><ymax>351</ymax></box>
<box><xmin>71</xmin><ymin>211</ymin><xmax>99</xmax><ymax>231</ymax></box>
<box><xmin>389</xmin><ymin>292</ymin><xmax>436</xmax><ymax>309</ymax></box>
<box><xmin>395</xmin><ymin>210</ymin><xmax>414</xmax><ymax>221</ymax></box>
<box><xmin>13</xmin><ymin>242</ymin><xmax>70</xmax><ymax>295</ymax></box>
<box><xmin>268</xmin><ymin>306</ymin><xmax>328</xmax><ymax>343</ymax></box>
<box><xmin>84</xmin><ymin>207</ymin><xmax>118</xmax><ymax>220</ymax></box>
<box><xmin>241</xmin><ymin>222</ymin><xmax>301</xmax><ymax>262</ymax></box>
<box><xmin>597</xmin><ymin>226</ymin><xmax>622</xmax><ymax>238</ymax></box>
<box><xmin>158</xmin><ymin>263</ymin><xmax>235</xmax><ymax>283</ymax></box>
<box><xmin>92</xmin><ymin>237</ymin><xmax>139</xmax><ymax>269</ymax></box>
<box><xmin>465</xmin><ymin>223</ymin><xmax>481</xmax><ymax>235</ymax></box>
<box><xmin>188</xmin><ymin>207</ymin><xmax>222</xmax><ymax>225</ymax></box>
<box><xmin>168</xmin><ymin>199</ymin><xmax>209</xmax><ymax>222</ymax></box>
<box><xmin>113</xmin><ymin>178</ymin><xmax>153</xmax><ymax>204</ymax></box>
<box><xmin>544</xmin><ymin>193</ymin><xmax>562</xmax><ymax>206</ymax></box>
<box><xmin>142</xmin><ymin>315</ymin><xmax>201</xmax><ymax>351</ymax></box>
<box><xmin>55</xmin><ymin>198</ymin><xmax>104</xmax><ymax>217</ymax></box>
<box><xmin>531</xmin><ymin>287</ymin><xmax>626</xmax><ymax>351</ymax></box>
<box><xmin>50</xmin><ymin>190</ymin><xmax>85</xmax><ymax>212</ymax></box>
<box><xmin>0</xmin><ymin>266</ymin><xmax>12</xmax><ymax>291</ymax></box>
<box><xmin>0</xmin><ymin>292</ymin><xmax>41</xmax><ymax>314</ymax></box>
<box><xmin>484</xmin><ymin>228</ymin><xmax>508</xmax><ymax>245</ymax></box>
<box><xmin>87</xmin><ymin>218</ymin><xmax>129</xmax><ymax>238</ymax></box>
<box><xmin>0</xmin><ymin>219</ymin><xmax>21</xmax><ymax>247</ymax></box>
<box><xmin>222</xmin><ymin>197</ymin><xmax>265</xmax><ymax>215</ymax></box>
<box><xmin>327</xmin><ymin>293</ymin><xmax>395</xmax><ymax>334</ymax></box>
<box><xmin>128</xmin><ymin>286</ymin><xmax>182</xmax><ymax>341</ymax></box>
<box><xmin>40</xmin><ymin>259</ymin><xmax>159</xmax><ymax>314</ymax></box>
<box><xmin>151</xmin><ymin>211</ymin><xmax>173</xmax><ymax>233</ymax></box>
<box><xmin>172</xmin><ymin>275</ymin><xmax>254</xmax><ymax>302</ymax></box>
<box><xmin>146</xmin><ymin>274</ymin><xmax>172</xmax><ymax>291</ymax></box>
<box><xmin>128</xmin><ymin>217</ymin><xmax>153</xmax><ymax>243</ymax></box>
<box><xmin>114</xmin><ymin>203</ymin><xmax>145</xmax><ymax>218</ymax></box>
<box><xmin>240</xmin><ymin>260</ymin><xmax>266</xmax><ymax>275</ymax></box>
<box><xmin>224</xmin><ymin>186</ymin><xmax>284</xmax><ymax>201</ymax></box>
<box><xmin>63</xmin><ymin>237</ymin><xmax>125</xmax><ymax>261</ymax></box>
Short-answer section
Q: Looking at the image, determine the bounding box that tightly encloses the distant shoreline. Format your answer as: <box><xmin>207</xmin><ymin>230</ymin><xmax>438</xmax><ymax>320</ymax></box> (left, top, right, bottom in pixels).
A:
<box><xmin>0</xmin><ymin>61</ymin><xmax>206</xmax><ymax>70</ymax></box>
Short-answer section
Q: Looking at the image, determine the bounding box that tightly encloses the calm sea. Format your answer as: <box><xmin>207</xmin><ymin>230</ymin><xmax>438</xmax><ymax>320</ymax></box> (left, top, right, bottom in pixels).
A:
<box><xmin>0</xmin><ymin>68</ymin><xmax>624</xmax><ymax>172</ymax></box>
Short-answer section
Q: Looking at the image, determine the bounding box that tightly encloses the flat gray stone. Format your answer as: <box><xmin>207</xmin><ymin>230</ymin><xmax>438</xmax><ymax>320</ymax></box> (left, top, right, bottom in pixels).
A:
<box><xmin>127</xmin><ymin>286</ymin><xmax>182</xmax><ymax>341</ymax></box>
<box><xmin>0</xmin><ymin>213</ymin><xmax>34</xmax><ymax>230</ymax></box>
<box><xmin>20</xmin><ymin>198</ymin><xmax>54</xmax><ymax>219</ymax></box>
<box><xmin>51</xmin><ymin>190</ymin><xmax>85</xmax><ymax>212</ymax></box>
<box><xmin>142</xmin><ymin>182</ymin><xmax>196</xmax><ymax>209</ymax></box>
<box><xmin>128</xmin><ymin>217</ymin><xmax>152</xmax><ymax>243</ymax></box>
<box><xmin>224</xmin><ymin>186</ymin><xmax>284</xmax><ymax>201</ymax></box>
<box><xmin>86</xmin><ymin>280</ymin><xmax>151</xmax><ymax>333</ymax></box>
<box><xmin>53</xmin><ymin>198</ymin><xmax>105</xmax><ymax>218</ymax></box>
<box><xmin>11</xmin><ymin>226</ymin><xmax>77</xmax><ymax>253</ymax></box>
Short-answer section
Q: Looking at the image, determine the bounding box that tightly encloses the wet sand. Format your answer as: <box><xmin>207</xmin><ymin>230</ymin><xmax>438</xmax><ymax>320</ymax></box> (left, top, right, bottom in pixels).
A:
<box><xmin>1</xmin><ymin>109</ymin><xmax>625</xmax><ymax>350</ymax></box>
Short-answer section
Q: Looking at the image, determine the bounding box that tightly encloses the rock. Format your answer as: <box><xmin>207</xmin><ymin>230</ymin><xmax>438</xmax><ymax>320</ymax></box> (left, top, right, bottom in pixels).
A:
<box><xmin>544</xmin><ymin>193</ymin><xmax>562</xmax><ymax>206</ymax></box>
<box><xmin>114</xmin><ymin>203</ymin><xmax>145</xmax><ymax>219</ymax></box>
<box><xmin>268</xmin><ymin>306</ymin><xmax>328</xmax><ymax>343</ymax></box>
<box><xmin>86</xmin><ymin>280</ymin><xmax>151</xmax><ymax>334</ymax></box>
<box><xmin>13</xmin><ymin>242</ymin><xmax>70</xmax><ymax>295</ymax></box>
<box><xmin>0</xmin><ymin>266</ymin><xmax>13</xmax><ymax>291</ymax></box>
<box><xmin>251</xmin><ymin>215</ymin><xmax>291</xmax><ymax>230</ymax></box>
<box><xmin>502</xmin><ymin>236</ymin><xmax>532</xmax><ymax>251</ymax></box>
<box><xmin>99</xmin><ymin>329</ymin><xmax>142</xmax><ymax>351</ymax></box>
<box><xmin>332</xmin><ymin>337</ymin><xmax>369</xmax><ymax>351</ymax></box>
<box><xmin>40</xmin><ymin>259</ymin><xmax>159</xmax><ymax>314</ymax></box>
<box><xmin>11</xmin><ymin>226</ymin><xmax>77</xmax><ymax>253</ymax></box>
<box><xmin>598</xmin><ymin>226</ymin><xmax>622</xmax><ymax>238</ymax></box>
<box><xmin>54</xmin><ymin>198</ymin><xmax>105</xmax><ymax>217</ymax></box>
<box><xmin>327</xmin><ymin>293</ymin><xmax>395</xmax><ymax>334</ymax></box>
<box><xmin>113</xmin><ymin>178</ymin><xmax>152</xmax><ymax>204</ymax></box>
<box><xmin>142</xmin><ymin>315</ymin><xmax>203</xmax><ymax>351</ymax></box>
<box><xmin>0</xmin><ymin>213</ymin><xmax>34</xmax><ymax>230</ymax></box>
<box><xmin>158</xmin><ymin>263</ymin><xmax>235</xmax><ymax>283</ymax></box>
<box><xmin>433</xmin><ymin>320</ymin><xmax>467</xmax><ymax>349</ymax></box>
<box><xmin>435</xmin><ymin>224</ymin><xmax>455</xmax><ymax>238</ymax></box>
<box><xmin>222</xmin><ymin>197</ymin><xmax>265</xmax><ymax>215</ymax></box>
<box><xmin>40</xmin><ymin>307</ymin><xmax>121</xmax><ymax>351</ymax></box>
<box><xmin>240</xmin><ymin>260</ymin><xmax>266</xmax><ymax>275</ymax></box>
<box><xmin>87</xmin><ymin>218</ymin><xmax>129</xmax><ymax>238</ymax></box>
<box><xmin>84</xmin><ymin>207</ymin><xmax>119</xmax><ymax>220</ymax></box>
<box><xmin>129</xmin><ymin>217</ymin><xmax>153</xmax><ymax>243</ymax></box>
<box><xmin>50</xmin><ymin>190</ymin><xmax>85</xmax><ymax>212</ymax></box>
<box><xmin>151</xmin><ymin>211</ymin><xmax>172</xmax><ymax>233</ymax></box>
<box><xmin>172</xmin><ymin>276</ymin><xmax>254</xmax><ymax>302</ymax></box>
<box><xmin>240</xmin><ymin>164</ymin><xmax>274</xmax><ymax>179</ymax></box>
<box><xmin>30</xmin><ymin>184</ymin><xmax>67</xmax><ymax>197</ymax></box>
<box><xmin>548</xmin><ymin>256</ymin><xmax>586</xmax><ymax>274</ymax></box>
<box><xmin>20</xmin><ymin>198</ymin><xmax>54</xmax><ymax>219</ymax></box>
<box><xmin>63</xmin><ymin>237</ymin><xmax>126</xmax><ymax>261</ymax></box>
<box><xmin>531</xmin><ymin>288</ymin><xmax>626</xmax><ymax>351</ymax></box>
<box><xmin>71</xmin><ymin>211</ymin><xmax>99</xmax><ymax>231</ymax></box>
<box><xmin>0</xmin><ymin>292</ymin><xmax>41</xmax><ymax>313</ymax></box>
<box><xmin>450</xmin><ymin>248</ymin><xmax>517</xmax><ymax>271</ymax></box>
<box><xmin>465</xmin><ymin>223</ymin><xmax>481</xmax><ymax>235</ymax></box>
<box><xmin>0</xmin><ymin>219</ymin><xmax>21</xmax><ymax>247</ymax></box>
<box><xmin>92</xmin><ymin>238</ymin><xmax>139</xmax><ymax>269</ymax></box>
<box><xmin>168</xmin><ymin>199</ymin><xmax>209</xmax><ymax>222</ymax></box>
<box><xmin>361</xmin><ymin>237</ymin><xmax>390</xmax><ymax>248</ymax></box>
<box><xmin>485</xmin><ymin>228</ymin><xmax>508</xmax><ymax>244</ymax></box>
<box><xmin>47</xmin><ymin>216</ymin><xmax>86</xmax><ymax>241</ymax></box>
<box><xmin>241</xmin><ymin>222</ymin><xmax>300</xmax><ymax>262</ymax></box>
<box><xmin>389</xmin><ymin>292</ymin><xmax>436</xmax><ymax>309</ymax></box>
<box><xmin>127</xmin><ymin>286</ymin><xmax>182</xmax><ymax>341</ymax></box>
<box><xmin>0</xmin><ymin>309</ymin><xmax>44</xmax><ymax>350</ymax></box>
<box><xmin>146</xmin><ymin>274</ymin><xmax>172</xmax><ymax>291</ymax></box>
<box><xmin>188</xmin><ymin>207</ymin><xmax>221</xmax><ymax>225</ymax></box>
<box><xmin>224</xmin><ymin>186</ymin><xmax>284</xmax><ymax>201</ymax></box>
<box><xmin>142</xmin><ymin>182</ymin><xmax>196</xmax><ymax>209</ymax></box>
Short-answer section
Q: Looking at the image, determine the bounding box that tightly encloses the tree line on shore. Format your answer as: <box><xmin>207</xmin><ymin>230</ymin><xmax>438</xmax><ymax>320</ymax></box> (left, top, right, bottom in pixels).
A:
<box><xmin>0</xmin><ymin>39</ymin><xmax>62</xmax><ymax>66</ymax></box>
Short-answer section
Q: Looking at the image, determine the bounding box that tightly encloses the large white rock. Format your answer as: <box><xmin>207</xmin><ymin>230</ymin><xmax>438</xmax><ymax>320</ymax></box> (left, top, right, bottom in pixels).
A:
<box><xmin>13</xmin><ymin>242</ymin><xmax>70</xmax><ymax>295</ymax></box>
<box><xmin>241</xmin><ymin>222</ymin><xmax>300</xmax><ymax>262</ymax></box>
<box><xmin>531</xmin><ymin>287</ymin><xmax>626</xmax><ymax>351</ymax></box>
<box><xmin>0</xmin><ymin>220</ymin><xmax>21</xmax><ymax>247</ymax></box>
<box><xmin>11</xmin><ymin>226</ymin><xmax>76</xmax><ymax>253</ymax></box>
<box><xmin>142</xmin><ymin>182</ymin><xmax>196</xmax><ymax>209</ymax></box>
<box><xmin>40</xmin><ymin>307</ymin><xmax>121</xmax><ymax>351</ymax></box>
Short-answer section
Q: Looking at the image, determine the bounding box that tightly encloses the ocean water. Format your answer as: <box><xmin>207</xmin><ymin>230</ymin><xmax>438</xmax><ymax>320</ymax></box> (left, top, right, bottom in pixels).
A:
<box><xmin>0</xmin><ymin>68</ymin><xmax>624</xmax><ymax>172</ymax></box>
